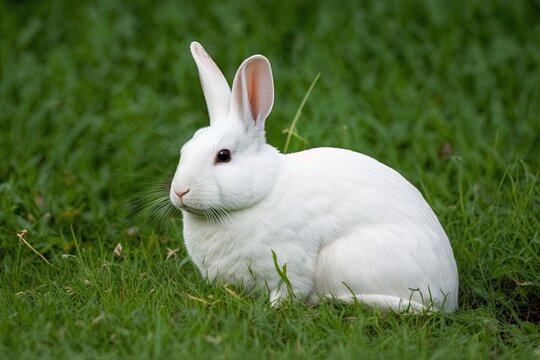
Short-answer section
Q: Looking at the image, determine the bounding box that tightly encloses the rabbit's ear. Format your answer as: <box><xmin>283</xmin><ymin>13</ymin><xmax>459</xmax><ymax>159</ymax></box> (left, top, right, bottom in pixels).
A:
<box><xmin>190</xmin><ymin>42</ymin><xmax>231</xmax><ymax>125</ymax></box>
<box><xmin>229</xmin><ymin>55</ymin><xmax>274</xmax><ymax>134</ymax></box>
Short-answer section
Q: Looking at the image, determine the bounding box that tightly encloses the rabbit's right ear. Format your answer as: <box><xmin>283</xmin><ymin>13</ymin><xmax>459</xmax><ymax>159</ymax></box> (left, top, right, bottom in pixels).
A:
<box><xmin>229</xmin><ymin>54</ymin><xmax>274</xmax><ymax>138</ymax></box>
<box><xmin>190</xmin><ymin>42</ymin><xmax>231</xmax><ymax>125</ymax></box>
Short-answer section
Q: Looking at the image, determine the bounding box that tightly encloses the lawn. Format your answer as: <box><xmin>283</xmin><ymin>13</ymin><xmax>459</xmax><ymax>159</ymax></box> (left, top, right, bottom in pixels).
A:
<box><xmin>1</xmin><ymin>0</ymin><xmax>539</xmax><ymax>358</ymax></box>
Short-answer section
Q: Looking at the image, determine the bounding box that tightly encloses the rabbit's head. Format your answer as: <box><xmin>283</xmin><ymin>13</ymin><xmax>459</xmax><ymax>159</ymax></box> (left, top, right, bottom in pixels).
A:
<box><xmin>170</xmin><ymin>42</ymin><xmax>279</xmax><ymax>215</ymax></box>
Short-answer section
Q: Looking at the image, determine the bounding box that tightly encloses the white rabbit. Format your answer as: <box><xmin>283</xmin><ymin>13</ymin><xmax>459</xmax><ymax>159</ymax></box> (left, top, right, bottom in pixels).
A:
<box><xmin>170</xmin><ymin>42</ymin><xmax>459</xmax><ymax>312</ymax></box>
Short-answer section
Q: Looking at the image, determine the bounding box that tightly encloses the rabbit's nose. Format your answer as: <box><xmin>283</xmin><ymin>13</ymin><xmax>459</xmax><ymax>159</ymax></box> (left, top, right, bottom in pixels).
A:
<box><xmin>175</xmin><ymin>189</ymin><xmax>190</xmax><ymax>200</ymax></box>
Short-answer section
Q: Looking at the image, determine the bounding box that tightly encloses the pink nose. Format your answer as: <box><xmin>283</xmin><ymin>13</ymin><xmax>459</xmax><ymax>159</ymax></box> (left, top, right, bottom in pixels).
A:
<box><xmin>175</xmin><ymin>189</ymin><xmax>190</xmax><ymax>199</ymax></box>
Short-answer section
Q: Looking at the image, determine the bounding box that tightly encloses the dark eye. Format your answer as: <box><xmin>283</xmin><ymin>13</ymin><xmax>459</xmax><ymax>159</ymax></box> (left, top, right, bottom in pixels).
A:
<box><xmin>216</xmin><ymin>149</ymin><xmax>231</xmax><ymax>163</ymax></box>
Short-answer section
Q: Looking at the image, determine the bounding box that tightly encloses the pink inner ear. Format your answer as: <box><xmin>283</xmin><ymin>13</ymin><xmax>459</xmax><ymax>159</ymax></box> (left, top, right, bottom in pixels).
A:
<box><xmin>245</xmin><ymin>59</ymin><xmax>273</xmax><ymax>124</ymax></box>
<box><xmin>247</xmin><ymin>67</ymin><xmax>259</xmax><ymax>122</ymax></box>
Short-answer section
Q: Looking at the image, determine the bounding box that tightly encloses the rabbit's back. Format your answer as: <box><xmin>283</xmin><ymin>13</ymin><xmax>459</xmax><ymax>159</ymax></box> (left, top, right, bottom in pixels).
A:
<box><xmin>284</xmin><ymin>147</ymin><xmax>442</xmax><ymax>232</ymax></box>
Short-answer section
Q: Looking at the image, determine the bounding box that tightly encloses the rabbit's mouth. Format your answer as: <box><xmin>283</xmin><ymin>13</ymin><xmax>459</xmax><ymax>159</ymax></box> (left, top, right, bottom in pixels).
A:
<box><xmin>171</xmin><ymin>194</ymin><xmax>210</xmax><ymax>217</ymax></box>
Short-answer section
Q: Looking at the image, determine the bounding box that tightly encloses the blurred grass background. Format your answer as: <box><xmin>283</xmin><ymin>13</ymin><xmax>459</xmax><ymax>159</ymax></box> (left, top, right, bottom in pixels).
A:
<box><xmin>1</xmin><ymin>0</ymin><xmax>539</xmax><ymax>358</ymax></box>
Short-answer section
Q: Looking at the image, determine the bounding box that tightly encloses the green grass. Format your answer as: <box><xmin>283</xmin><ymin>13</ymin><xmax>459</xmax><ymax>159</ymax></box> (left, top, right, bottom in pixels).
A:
<box><xmin>1</xmin><ymin>0</ymin><xmax>539</xmax><ymax>358</ymax></box>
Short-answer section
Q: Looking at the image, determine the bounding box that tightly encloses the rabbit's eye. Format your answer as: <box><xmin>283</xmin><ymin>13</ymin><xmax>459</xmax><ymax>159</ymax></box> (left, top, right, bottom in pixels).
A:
<box><xmin>216</xmin><ymin>149</ymin><xmax>231</xmax><ymax>163</ymax></box>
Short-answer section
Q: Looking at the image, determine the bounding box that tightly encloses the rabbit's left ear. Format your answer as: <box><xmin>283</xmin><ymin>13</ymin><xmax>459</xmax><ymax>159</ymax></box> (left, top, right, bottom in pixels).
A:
<box><xmin>190</xmin><ymin>42</ymin><xmax>231</xmax><ymax>125</ymax></box>
<box><xmin>229</xmin><ymin>55</ymin><xmax>274</xmax><ymax>135</ymax></box>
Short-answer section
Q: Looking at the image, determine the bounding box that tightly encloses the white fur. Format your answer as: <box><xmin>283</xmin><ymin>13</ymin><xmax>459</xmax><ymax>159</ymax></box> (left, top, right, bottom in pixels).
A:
<box><xmin>170</xmin><ymin>42</ymin><xmax>459</xmax><ymax>312</ymax></box>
